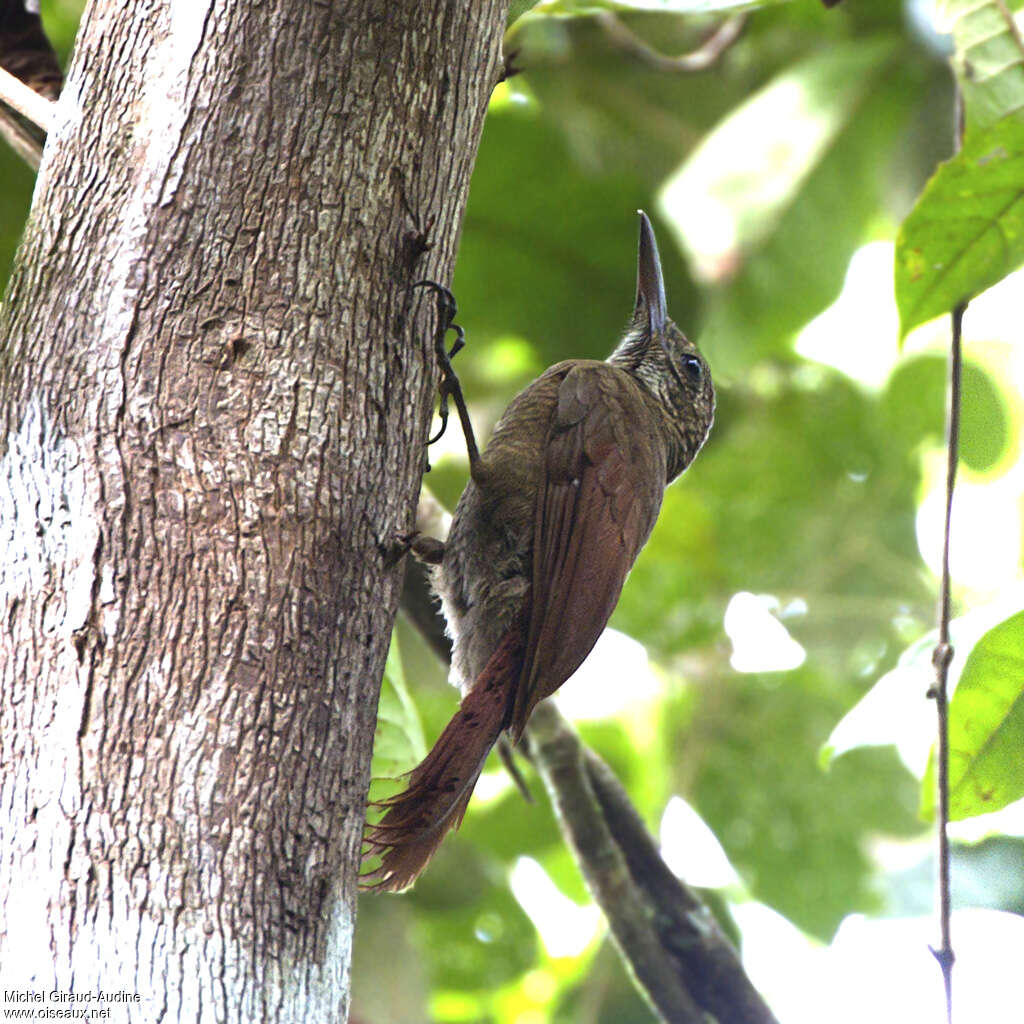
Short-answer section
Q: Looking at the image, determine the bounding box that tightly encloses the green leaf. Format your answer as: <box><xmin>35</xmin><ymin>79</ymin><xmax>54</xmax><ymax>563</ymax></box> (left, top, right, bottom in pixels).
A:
<box><xmin>895</xmin><ymin>1</ymin><xmax>1024</xmax><ymax>335</ymax></box>
<box><xmin>921</xmin><ymin>610</ymin><xmax>1024</xmax><ymax>821</ymax></box>
<box><xmin>895</xmin><ymin>117</ymin><xmax>1024</xmax><ymax>336</ymax></box>
<box><xmin>937</xmin><ymin>0</ymin><xmax>1024</xmax><ymax>135</ymax></box>
<box><xmin>881</xmin><ymin>355</ymin><xmax>1011</xmax><ymax>474</ymax></box>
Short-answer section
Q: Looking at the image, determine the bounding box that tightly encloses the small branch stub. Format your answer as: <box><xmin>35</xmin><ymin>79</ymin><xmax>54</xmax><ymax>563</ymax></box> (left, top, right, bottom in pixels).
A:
<box><xmin>0</xmin><ymin>64</ymin><xmax>55</xmax><ymax>134</ymax></box>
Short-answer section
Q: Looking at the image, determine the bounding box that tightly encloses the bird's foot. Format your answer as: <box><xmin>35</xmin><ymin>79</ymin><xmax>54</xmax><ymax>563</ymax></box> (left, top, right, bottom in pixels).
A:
<box><xmin>381</xmin><ymin>530</ymin><xmax>446</xmax><ymax>568</ymax></box>
<box><xmin>413</xmin><ymin>280</ymin><xmax>480</xmax><ymax>466</ymax></box>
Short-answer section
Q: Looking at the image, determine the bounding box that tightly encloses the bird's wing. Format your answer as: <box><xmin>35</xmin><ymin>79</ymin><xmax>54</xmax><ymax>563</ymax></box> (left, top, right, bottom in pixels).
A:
<box><xmin>510</xmin><ymin>363</ymin><xmax>666</xmax><ymax>737</ymax></box>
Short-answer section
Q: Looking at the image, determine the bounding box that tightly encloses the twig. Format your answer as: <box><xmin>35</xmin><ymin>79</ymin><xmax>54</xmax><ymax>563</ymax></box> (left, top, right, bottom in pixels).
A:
<box><xmin>596</xmin><ymin>12</ymin><xmax>747</xmax><ymax>74</ymax></box>
<box><xmin>526</xmin><ymin>702</ymin><xmax>705</xmax><ymax>1024</ymax></box>
<box><xmin>0</xmin><ymin>104</ymin><xmax>41</xmax><ymax>167</ymax></box>
<box><xmin>0</xmin><ymin>63</ymin><xmax>54</xmax><ymax>134</ymax></box>
<box><xmin>994</xmin><ymin>0</ymin><xmax>1024</xmax><ymax>56</ymax></box>
<box><xmin>0</xmin><ymin>0</ymin><xmax>63</xmax><ymax>169</ymax></box>
<box><xmin>924</xmin><ymin>84</ymin><xmax>966</xmax><ymax>1024</ymax></box>
<box><xmin>578</xmin><ymin>741</ymin><xmax>778</xmax><ymax>1024</ymax></box>
<box><xmin>927</xmin><ymin>300</ymin><xmax>963</xmax><ymax>1024</ymax></box>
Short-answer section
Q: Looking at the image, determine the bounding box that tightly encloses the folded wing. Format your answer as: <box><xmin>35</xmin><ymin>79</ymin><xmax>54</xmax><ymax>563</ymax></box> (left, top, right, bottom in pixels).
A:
<box><xmin>511</xmin><ymin>364</ymin><xmax>667</xmax><ymax>737</ymax></box>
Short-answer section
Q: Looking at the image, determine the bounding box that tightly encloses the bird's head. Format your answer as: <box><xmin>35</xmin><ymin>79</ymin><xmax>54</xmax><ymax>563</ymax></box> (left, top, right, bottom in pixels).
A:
<box><xmin>610</xmin><ymin>211</ymin><xmax>715</xmax><ymax>475</ymax></box>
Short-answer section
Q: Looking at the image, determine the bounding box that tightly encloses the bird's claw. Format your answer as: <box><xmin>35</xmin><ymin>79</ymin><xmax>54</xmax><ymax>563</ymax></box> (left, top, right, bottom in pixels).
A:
<box><xmin>414</xmin><ymin>280</ymin><xmax>466</xmax><ymax>448</ymax></box>
<box><xmin>413</xmin><ymin>280</ymin><xmax>481</xmax><ymax>468</ymax></box>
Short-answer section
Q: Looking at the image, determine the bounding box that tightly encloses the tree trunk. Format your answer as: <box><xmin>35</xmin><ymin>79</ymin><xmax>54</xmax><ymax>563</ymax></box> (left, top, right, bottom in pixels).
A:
<box><xmin>0</xmin><ymin>1</ymin><xmax>506</xmax><ymax>1019</ymax></box>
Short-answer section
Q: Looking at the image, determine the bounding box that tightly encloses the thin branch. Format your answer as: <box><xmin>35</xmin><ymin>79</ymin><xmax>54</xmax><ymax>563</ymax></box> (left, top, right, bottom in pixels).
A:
<box><xmin>0</xmin><ymin>0</ymin><xmax>63</xmax><ymax>169</ymax></box>
<box><xmin>525</xmin><ymin>702</ymin><xmax>705</xmax><ymax>1024</ymax></box>
<box><xmin>994</xmin><ymin>0</ymin><xmax>1024</xmax><ymax>57</ymax></box>
<box><xmin>0</xmin><ymin>103</ymin><xmax>42</xmax><ymax>167</ymax></box>
<box><xmin>0</xmin><ymin>62</ymin><xmax>50</xmax><ymax>166</ymax></box>
<box><xmin>924</xmin><ymin>82</ymin><xmax>967</xmax><ymax>1024</ymax></box>
<box><xmin>927</xmin><ymin>300</ymin><xmax>963</xmax><ymax>1024</ymax></box>
<box><xmin>596</xmin><ymin>12</ymin><xmax>747</xmax><ymax>74</ymax></box>
<box><xmin>578</xmin><ymin>737</ymin><xmax>778</xmax><ymax>1024</ymax></box>
<box><xmin>0</xmin><ymin>62</ymin><xmax>53</xmax><ymax>132</ymax></box>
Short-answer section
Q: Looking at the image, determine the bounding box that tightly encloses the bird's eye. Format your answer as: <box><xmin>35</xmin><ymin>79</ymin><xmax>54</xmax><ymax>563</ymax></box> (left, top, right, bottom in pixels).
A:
<box><xmin>681</xmin><ymin>355</ymin><xmax>703</xmax><ymax>384</ymax></box>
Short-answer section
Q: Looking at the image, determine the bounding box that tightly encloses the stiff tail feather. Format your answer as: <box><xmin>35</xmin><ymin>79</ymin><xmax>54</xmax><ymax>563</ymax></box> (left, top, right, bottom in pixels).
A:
<box><xmin>361</xmin><ymin>624</ymin><xmax>525</xmax><ymax>892</ymax></box>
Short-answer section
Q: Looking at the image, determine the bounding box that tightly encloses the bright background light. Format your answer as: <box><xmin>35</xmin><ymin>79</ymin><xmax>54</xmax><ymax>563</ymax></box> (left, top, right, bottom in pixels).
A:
<box><xmin>724</xmin><ymin>591</ymin><xmax>807</xmax><ymax>673</ymax></box>
<box><xmin>737</xmin><ymin>905</ymin><xmax>1024</xmax><ymax>1024</ymax></box>
<box><xmin>509</xmin><ymin>858</ymin><xmax>601</xmax><ymax>959</ymax></box>
<box><xmin>555</xmin><ymin>627</ymin><xmax>660</xmax><ymax>719</ymax></box>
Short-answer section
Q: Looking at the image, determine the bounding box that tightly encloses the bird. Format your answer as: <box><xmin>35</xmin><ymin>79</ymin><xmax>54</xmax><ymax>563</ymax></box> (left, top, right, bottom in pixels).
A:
<box><xmin>362</xmin><ymin>211</ymin><xmax>715</xmax><ymax>892</ymax></box>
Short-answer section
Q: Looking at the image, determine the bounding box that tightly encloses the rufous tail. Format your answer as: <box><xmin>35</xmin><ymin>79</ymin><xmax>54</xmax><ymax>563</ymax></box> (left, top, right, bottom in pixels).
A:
<box><xmin>361</xmin><ymin>625</ymin><xmax>525</xmax><ymax>892</ymax></box>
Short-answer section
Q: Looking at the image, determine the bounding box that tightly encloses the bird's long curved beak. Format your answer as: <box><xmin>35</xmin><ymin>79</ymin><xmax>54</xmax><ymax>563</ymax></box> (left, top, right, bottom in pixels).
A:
<box><xmin>636</xmin><ymin>210</ymin><xmax>668</xmax><ymax>335</ymax></box>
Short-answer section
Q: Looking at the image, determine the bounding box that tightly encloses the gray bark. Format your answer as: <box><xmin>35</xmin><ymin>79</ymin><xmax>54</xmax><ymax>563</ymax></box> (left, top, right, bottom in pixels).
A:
<box><xmin>0</xmin><ymin>0</ymin><xmax>507</xmax><ymax>1019</ymax></box>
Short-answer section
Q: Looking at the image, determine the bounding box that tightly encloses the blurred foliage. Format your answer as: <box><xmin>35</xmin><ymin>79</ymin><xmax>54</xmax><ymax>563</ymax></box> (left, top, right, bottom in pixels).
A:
<box><xmin>5</xmin><ymin>1</ymin><xmax>1024</xmax><ymax>1022</ymax></box>
<box><xmin>882</xmin><ymin>835</ymin><xmax>1024</xmax><ymax>918</ymax></box>
<box><xmin>0</xmin><ymin>149</ymin><xmax>35</xmax><ymax>283</ymax></box>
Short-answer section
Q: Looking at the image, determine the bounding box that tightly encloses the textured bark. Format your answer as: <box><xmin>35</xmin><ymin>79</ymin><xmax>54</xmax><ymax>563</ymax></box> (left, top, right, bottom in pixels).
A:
<box><xmin>0</xmin><ymin>1</ymin><xmax>506</xmax><ymax>1020</ymax></box>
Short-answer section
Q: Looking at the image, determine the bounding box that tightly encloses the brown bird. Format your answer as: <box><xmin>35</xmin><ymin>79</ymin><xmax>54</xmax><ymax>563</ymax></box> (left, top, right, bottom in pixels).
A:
<box><xmin>362</xmin><ymin>211</ymin><xmax>714</xmax><ymax>892</ymax></box>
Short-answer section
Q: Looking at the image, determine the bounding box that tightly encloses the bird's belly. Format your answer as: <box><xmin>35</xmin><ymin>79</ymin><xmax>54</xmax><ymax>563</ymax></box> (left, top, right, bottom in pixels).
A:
<box><xmin>434</xmin><ymin>486</ymin><xmax>532</xmax><ymax>692</ymax></box>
